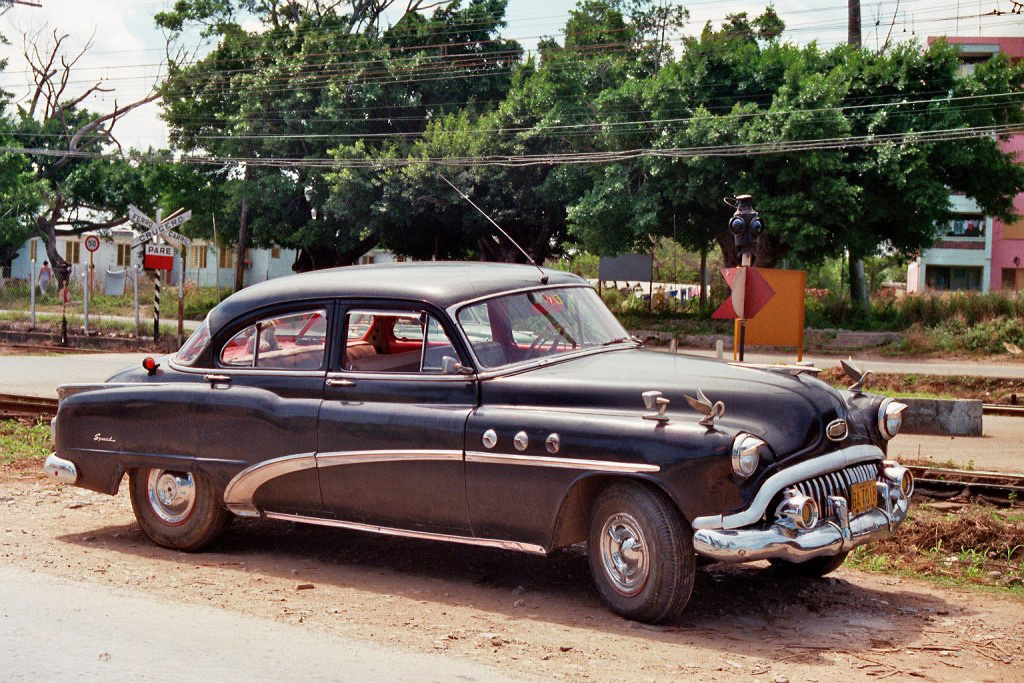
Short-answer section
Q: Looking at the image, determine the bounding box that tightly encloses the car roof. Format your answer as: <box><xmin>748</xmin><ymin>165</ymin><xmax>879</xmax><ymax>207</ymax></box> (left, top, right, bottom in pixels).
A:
<box><xmin>208</xmin><ymin>261</ymin><xmax>587</xmax><ymax>332</ymax></box>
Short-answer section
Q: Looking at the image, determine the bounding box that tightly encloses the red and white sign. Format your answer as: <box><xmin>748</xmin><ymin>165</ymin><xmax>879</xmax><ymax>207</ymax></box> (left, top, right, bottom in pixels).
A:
<box><xmin>84</xmin><ymin>235</ymin><xmax>100</xmax><ymax>252</ymax></box>
<box><xmin>144</xmin><ymin>244</ymin><xmax>175</xmax><ymax>271</ymax></box>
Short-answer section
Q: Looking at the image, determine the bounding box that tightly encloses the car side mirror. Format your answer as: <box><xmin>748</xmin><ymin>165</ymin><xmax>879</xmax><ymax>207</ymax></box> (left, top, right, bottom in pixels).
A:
<box><xmin>441</xmin><ymin>356</ymin><xmax>473</xmax><ymax>375</ymax></box>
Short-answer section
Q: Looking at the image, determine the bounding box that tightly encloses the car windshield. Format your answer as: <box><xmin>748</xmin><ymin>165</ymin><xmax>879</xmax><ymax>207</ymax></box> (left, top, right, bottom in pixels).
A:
<box><xmin>457</xmin><ymin>286</ymin><xmax>631</xmax><ymax>369</ymax></box>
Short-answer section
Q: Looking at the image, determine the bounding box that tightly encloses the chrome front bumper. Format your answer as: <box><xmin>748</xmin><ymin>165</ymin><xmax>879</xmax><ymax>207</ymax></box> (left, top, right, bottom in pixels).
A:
<box><xmin>693</xmin><ymin>480</ymin><xmax>910</xmax><ymax>564</ymax></box>
<box><xmin>43</xmin><ymin>453</ymin><xmax>79</xmax><ymax>484</ymax></box>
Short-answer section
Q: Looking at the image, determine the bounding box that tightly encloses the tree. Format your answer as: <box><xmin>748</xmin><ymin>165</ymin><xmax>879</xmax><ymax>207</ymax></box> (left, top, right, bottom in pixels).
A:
<box><xmin>158</xmin><ymin>0</ymin><xmax>522</xmax><ymax>286</ymax></box>
<box><xmin>13</xmin><ymin>29</ymin><xmax>158</xmax><ymax>287</ymax></box>
<box><xmin>0</xmin><ymin>34</ymin><xmax>44</xmax><ymax>267</ymax></box>
<box><xmin>562</xmin><ymin>14</ymin><xmax>1024</xmax><ymax>305</ymax></box>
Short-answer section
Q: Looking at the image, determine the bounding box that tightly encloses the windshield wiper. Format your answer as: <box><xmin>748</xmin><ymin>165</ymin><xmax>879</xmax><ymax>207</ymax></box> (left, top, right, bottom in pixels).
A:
<box><xmin>601</xmin><ymin>336</ymin><xmax>641</xmax><ymax>347</ymax></box>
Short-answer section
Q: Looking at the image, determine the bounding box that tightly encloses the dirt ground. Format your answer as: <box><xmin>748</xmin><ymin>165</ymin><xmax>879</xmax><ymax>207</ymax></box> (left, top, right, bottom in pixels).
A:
<box><xmin>3</xmin><ymin>461</ymin><xmax>1022</xmax><ymax>682</ymax></box>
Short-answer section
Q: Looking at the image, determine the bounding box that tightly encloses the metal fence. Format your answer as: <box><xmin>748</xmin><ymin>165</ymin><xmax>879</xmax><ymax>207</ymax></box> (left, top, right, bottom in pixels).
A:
<box><xmin>0</xmin><ymin>260</ymin><xmax>145</xmax><ymax>338</ymax></box>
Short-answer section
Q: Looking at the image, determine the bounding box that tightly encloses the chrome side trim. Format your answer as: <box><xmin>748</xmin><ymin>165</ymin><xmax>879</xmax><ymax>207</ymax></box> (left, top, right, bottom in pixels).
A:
<box><xmin>57</xmin><ymin>383</ymin><xmax>165</xmax><ymax>401</ymax></box>
<box><xmin>691</xmin><ymin>444</ymin><xmax>885</xmax><ymax>531</ymax></box>
<box><xmin>316</xmin><ymin>450</ymin><xmax>464</xmax><ymax>467</ymax></box>
<box><xmin>223</xmin><ymin>452</ymin><xmax>317</xmax><ymax>517</ymax></box>
<box><xmin>324</xmin><ymin>371</ymin><xmax>476</xmax><ymax>383</ymax></box>
<box><xmin>167</xmin><ymin>359</ymin><xmax>326</xmax><ymax>378</ymax></box>
<box><xmin>264</xmin><ymin>511</ymin><xmax>547</xmax><ymax>555</ymax></box>
<box><xmin>466</xmin><ymin>451</ymin><xmax>660</xmax><ymax>473</ymax></box>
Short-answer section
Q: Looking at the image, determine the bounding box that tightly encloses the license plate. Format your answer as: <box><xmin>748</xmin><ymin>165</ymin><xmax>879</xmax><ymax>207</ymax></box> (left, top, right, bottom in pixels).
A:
<box><xmin>849</xmin><ymin>480</ymin><xmax>877</xmax><ymax>516</ymax></box>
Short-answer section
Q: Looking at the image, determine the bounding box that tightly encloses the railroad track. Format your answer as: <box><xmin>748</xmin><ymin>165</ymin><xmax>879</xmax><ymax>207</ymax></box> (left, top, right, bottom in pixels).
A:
<box><xmin>907</xmin><ymin>465</ymin><xmax>1024</xmax><ymax>501</ymax></box>
<box><xmin>983</xmin><ymin>403</ymin><xmax>1024</xmax><ymax>417</ymax></box>
<box><xmin>0</xmin><ymin>393</ymin><xmax>58</xmax><ymax>419</ymax></box>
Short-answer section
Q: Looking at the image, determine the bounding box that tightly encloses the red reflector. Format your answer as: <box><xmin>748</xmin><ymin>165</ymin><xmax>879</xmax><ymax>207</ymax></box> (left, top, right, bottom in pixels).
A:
<box><xmin>143</xmin><ymin>357</ymin><xmax>157</xmax><ymax>372</ymax></box>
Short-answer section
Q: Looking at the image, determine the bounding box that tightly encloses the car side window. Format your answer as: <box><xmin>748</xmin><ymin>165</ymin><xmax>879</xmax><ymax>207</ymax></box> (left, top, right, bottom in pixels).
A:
<box><xmin>219</xmin><ymin>309</ymin><xmax>328</xmax><ymax>370</ymax></box>
<box><xmin>343</xmin><ymin>310</ymin><xmax>463</xmax><ymax>374</ymax></box>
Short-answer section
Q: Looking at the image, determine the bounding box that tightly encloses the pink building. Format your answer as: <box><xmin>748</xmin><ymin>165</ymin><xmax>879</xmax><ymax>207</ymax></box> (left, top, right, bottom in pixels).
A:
<box><xmin>907</xmin><ymin>37</ymin><xmax>1024</xmax><ymax>293</ymax></box>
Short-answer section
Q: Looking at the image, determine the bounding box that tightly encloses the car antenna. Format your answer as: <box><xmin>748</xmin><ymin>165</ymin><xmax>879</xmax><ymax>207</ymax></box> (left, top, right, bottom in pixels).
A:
<box><xmin>439</xmin><ymin>174</ymin><xmax>548</xmax><ymax>284</ymax></box>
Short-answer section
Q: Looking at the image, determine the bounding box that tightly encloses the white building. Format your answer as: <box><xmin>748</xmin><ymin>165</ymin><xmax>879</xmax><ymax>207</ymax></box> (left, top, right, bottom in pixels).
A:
<box><xmin>6</xmin><ymin>228</ymin><xmax>297</xmax><ymax>291</ymax></box>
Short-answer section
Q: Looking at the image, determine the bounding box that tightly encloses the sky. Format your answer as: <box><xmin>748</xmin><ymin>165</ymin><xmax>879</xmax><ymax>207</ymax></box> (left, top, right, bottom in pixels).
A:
<box><xmin>1</xmin><ymin>0</ymin><xmax>1022</xmax><ymax>151</ymax></box>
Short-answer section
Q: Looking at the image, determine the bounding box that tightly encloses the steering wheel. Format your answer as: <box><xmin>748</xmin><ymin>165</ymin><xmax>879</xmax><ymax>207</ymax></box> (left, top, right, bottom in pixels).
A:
<box><xmin>528</xmin><ymin>330</ymin><xmax>560</xmax><ymax>354</ymax></box>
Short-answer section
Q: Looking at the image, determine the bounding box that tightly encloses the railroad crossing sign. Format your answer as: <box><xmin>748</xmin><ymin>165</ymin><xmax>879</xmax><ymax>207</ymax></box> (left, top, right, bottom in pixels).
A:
<box><xmin>144</xmin><ymin>244</ymin><xmax>175</xmax><ymax>271</ymax></box>
<box><xmin>129</xmin><ymin>205</ymin><xmax>193</xmax><ymax>248</ymax></box>
<box><xmin>84</xmin><ymin>235</ymin><xmax>100</xmax><ymax>252</ymax></box>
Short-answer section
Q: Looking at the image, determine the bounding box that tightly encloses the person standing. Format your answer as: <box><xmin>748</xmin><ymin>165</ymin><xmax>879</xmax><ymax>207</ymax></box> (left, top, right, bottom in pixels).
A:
<box><xmin>38</xmin><ymin>260</ymin><xmax>53</xmax><ymax>295</ymax></box>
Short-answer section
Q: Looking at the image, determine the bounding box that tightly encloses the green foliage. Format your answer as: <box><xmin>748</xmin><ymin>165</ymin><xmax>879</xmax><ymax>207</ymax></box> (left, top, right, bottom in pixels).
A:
<box><xmin>0</xmin><ymin>420</ymin><xmax>51</xmax><ymax>464</ymax></box>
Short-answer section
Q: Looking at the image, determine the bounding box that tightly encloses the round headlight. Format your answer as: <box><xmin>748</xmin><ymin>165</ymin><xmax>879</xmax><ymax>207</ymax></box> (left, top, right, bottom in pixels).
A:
<box><xmin>877</xmin><ymin>399</ymin><xmax>908</xmax><ymax>440</ymax></box>
<box><xmin>731</xmin><ymin>434</ymin><xmax>769</xmax><ymax>479</ymax></box>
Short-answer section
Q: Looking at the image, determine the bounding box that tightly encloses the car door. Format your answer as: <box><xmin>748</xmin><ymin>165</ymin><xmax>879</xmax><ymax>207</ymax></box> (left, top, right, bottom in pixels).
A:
<box><xmin>192</xmin><ymin>302</ymin><xmax>333</xmax><ymax>515</ymax></box>
<box><xmin>316</xmin><ymin>302</ymin><xmax>476</xmax><ymax>535</ymax></box>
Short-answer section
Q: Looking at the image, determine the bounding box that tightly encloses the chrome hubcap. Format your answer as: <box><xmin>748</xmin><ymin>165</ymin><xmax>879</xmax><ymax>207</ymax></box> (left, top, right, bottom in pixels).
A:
<box><xmin>147</xmin><ymin>469</ymin><xmax>196</xmax><ymax>525</ymax></box>
<box><xmin>599</xmin><ymin>513</ymin><xmax>649</xmax><ymax>596</ymax></box>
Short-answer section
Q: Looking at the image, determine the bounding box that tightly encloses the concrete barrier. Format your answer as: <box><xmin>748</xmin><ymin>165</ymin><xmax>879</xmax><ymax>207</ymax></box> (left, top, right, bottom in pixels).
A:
<box><xmin>898</xmin><ymin>397</ymin><xmax>983</xmax><ymax>436</ymax></box>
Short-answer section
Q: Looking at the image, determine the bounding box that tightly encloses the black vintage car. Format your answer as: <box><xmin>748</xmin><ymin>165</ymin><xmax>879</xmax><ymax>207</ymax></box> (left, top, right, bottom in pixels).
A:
<box><xmin>44</xmin><ymin>262</ymin><xmax>913</xmax><ymax>623</ymax></box>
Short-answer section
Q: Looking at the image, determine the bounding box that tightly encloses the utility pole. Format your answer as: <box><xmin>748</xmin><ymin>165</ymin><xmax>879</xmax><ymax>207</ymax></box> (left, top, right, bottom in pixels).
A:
<box><xmin>848</xmin><ymin>0</ymin><xmax>862</xmax><ymax>47</ymax></box>
<box><xmin>848</xmin><ymin>0</ymin><xmax>869</xmax><ymax>308</ymax></box>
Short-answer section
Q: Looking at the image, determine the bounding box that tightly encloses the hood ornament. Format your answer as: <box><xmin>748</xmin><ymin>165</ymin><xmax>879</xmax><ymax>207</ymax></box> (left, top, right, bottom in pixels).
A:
<box><xmin>642</xmin><ymin>391</ymin><xmax>670</xmax><ymax>422</ymax></box>
<box><xmin>840</xmin><ymin>357</ymin><xmax>873</xmax><ymax>395</ymax></box>
<box><xmin>684</xmin><ymin>387</ymin><xmax>726</xmax><ymax>428</ymax></box>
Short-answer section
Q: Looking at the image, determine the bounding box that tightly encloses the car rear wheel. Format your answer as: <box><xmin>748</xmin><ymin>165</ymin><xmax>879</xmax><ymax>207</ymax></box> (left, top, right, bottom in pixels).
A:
<box><xmin>587</xmin><ymin>482</ymin><xmax>695</xmax><ymax>624</ymax></box>
<box><xmin>129</xmin><ymin>468</ymin><xmax>230</xmax><ymax>551</ymax></box>
<box><xmin>770</xmin><ymin>551</ymin><xmax>850</xmax><ymax>578</ymax></box>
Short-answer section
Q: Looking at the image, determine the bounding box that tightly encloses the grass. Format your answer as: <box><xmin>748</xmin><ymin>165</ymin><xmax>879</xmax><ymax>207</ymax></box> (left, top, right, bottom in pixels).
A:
<box><xmin>846</xmin><ymin>501</ymin><xmax>1024</xmax><ymax>596</ymax></box>
<box><xmin>0</xmin><ymin>419</ymin><xmax>52</xmax><ymax>464</ymax></box>
<box><xmin>818</xmin><ymin>368</ymin><xmax>1024</xmax><ymax>402</ymax></box>
<box><xmin>0</xmin><ymin>311</ymin><xmax>181</xmax><ymax>339</ymax></box>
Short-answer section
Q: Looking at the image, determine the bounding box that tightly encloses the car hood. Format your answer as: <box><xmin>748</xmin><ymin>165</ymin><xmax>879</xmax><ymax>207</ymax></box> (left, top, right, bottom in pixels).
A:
<box><xmin>480</xmin><ymin>348</ymin><xmax>849</xmax><ymax>459</ymax></box>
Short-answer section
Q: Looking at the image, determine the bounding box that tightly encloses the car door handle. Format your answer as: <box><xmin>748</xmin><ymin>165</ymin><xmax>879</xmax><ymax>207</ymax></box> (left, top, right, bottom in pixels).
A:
<box><xmin>325</xmin><ymin>378</ymin><xmax>355</xmax><ymax>387</ymax></box>
<box><xmin>204</xmin><ymin>374</ymin><xmax>231</xmax><ymax>384</ymax></box>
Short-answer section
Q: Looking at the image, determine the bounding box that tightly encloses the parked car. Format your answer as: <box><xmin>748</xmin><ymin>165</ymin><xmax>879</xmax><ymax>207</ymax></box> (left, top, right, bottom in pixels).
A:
<box><xmin>44</xmin><ymin>262</ymin><xmax>913</xmax><ymax>623</ymax></box>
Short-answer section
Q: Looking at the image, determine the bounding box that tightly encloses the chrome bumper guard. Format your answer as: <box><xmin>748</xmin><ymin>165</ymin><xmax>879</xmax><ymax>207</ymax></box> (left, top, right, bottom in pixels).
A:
<box><xmin>43</xmin><ymin>453</ymin><xmax>79</xmax><ymax>485</ymax></box>
<box><xmin>693</xmin><ymin>480</ymin><xmax>910</xmax><ymax>564</ymax></box>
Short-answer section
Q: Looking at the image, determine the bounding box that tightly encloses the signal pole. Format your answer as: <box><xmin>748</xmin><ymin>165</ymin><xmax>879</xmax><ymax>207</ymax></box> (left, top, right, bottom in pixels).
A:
<box><xmin>847</xmin><ymin>0</ymin><xmax>869</xmax><ymax>308</ymax></box>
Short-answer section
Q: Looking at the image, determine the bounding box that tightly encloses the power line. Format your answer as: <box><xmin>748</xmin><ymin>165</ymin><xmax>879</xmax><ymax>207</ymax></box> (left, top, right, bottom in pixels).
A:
<box><xmin>3</xmin><ymin>122</ymin><xmax>1019</xmax><ymax>169</ymax></box>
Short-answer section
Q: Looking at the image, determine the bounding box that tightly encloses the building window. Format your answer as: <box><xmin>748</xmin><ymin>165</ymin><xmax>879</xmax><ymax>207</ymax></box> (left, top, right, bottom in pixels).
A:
<box><xmin>942</xmin><ymin>215</ymin><xmax>985</xmax><ymax>238</ymax></box>
<box><xmin>218</xmin><ymin>248</ymin><xmax>234</xmax><ymax>270</ymax></box>
<box><xmin>1002</xmin><ymin>268</ymin><xmax>1024</xmax><ymax>291</ymax></box>
<box><xmin>117</xmin><ymin>243</ymin><xmax>132</xmax><ymax>267</ymax></box>
<box><xmin>65</xmin><ymin>240</ymin><xmax>81</xmax><ymax>265</ymax></box>
<box><xmin>188</xmin><ymin>245</ymin><xmax>207</xmax><ymax>269</ymax></box>
<box><xmin>925</xmin><ymin>266</ymin><xmax>983</xmax><ymax>291</ymax></box>
<box><xmin>359</xmin><ymin>254</ymin><xmax>375</xmax><ymax>265</ymax></box>
<box><xmin>271</xmin><ymin>247</ymin><xmax>281</xmax><ymax>259</ymax></box>
<box><xmin>29</xmin><ymin>240</ymin><xmax>37</xmax><ymax>261</ymax></box>
<box><xmin>1003</xmin><ymin>219</ymin><xmax>1024</xmax><ymax>240</ymax></box>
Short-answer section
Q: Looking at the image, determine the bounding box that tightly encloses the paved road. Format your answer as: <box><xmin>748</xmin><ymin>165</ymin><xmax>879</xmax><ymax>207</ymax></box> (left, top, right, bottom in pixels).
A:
<box><xmin>0</xmin><ymin>565</ymin><xmax>523</xmax><ymax>682</ymax></box>
<box><xmin>0</xmin><ymin>353</ymin><xmax>147</xmax><ymax>397</ymax></box>
<box><xmin>670</xmin><ymin>348</ymin><xmax>1024</xmax><ymax>378</ymax></box>
<box><xmin>890</xmin><ymin>415</ymin><xmax>1023</xmax><ymax>473</ymax></box>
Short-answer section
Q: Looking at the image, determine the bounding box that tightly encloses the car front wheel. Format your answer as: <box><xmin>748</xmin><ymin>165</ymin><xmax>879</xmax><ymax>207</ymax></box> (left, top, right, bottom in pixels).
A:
<box><xmin>587</xmin><ymin>482</ymin><xmax>695</xmax><ymax>624</ymax></box>
<box><xmin>129</xmin><ymin>468</ymin><xmax>230</xmax><ymax>551</ymax></box>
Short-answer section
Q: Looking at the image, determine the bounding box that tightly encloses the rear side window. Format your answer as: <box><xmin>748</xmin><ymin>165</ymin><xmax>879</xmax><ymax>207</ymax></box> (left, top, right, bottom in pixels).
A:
<box><xmin>175</xmin><ymin>319</ymin><xmax>211</xmax><ymax>366</ymax></box>
<box><xmin>220</xmin><ymin>309</ymin><xmax>328</xmax><ymax>370</ymax></box>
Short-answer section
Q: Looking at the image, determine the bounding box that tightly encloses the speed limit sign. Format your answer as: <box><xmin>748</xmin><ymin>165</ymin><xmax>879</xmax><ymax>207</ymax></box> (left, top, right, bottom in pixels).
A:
<box><xmin>84</xmin><ymin>235</ymin><xmax>100</xmax><ymax>252</ymax></box>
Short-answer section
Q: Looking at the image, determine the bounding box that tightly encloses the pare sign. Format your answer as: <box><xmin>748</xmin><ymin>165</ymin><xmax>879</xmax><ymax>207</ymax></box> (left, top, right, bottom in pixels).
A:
<box><xmin>144</xmin><ymin>244</ymin><xmax>175</xmax><ymax>271</ymax></box>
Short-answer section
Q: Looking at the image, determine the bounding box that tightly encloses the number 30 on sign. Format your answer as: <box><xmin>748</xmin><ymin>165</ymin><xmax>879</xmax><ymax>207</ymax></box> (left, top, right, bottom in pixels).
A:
<box><xmin>144</xmin><ymin>244</ymin><xmax>175</xmax><ymax>271</ymax></box>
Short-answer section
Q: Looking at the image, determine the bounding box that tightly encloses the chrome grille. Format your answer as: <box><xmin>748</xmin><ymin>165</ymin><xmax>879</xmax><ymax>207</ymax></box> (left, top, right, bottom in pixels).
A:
<box><xmin>794</xmin><ymin>462</ymin><xmax>879</xmax><ymax>516</ymax></box>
